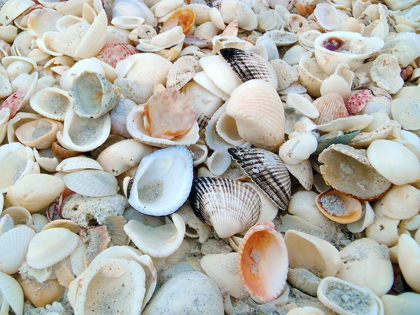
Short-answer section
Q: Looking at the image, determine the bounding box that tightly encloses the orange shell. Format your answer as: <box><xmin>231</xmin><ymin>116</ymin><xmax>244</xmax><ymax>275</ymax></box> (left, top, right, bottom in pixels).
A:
<box><xmin>162</xmin><ymin>9</ymin><xmax>196</xmax><ymax>35</ymax></box>
<box><xmin>313</xmin><ymin>92</ymin><xmax>349</xmax><ymax>125</ymax></box>
<box><xmin>238</xmin><ymin>221</ymin><xmax>288</xmax><ymax>303</ymax></box>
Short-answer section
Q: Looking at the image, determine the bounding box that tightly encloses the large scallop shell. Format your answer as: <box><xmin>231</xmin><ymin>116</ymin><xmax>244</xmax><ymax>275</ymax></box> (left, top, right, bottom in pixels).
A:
<box><xmin>228</xmin><ymin>147</ymin><xmax>291</xmax><ymax>211</ymax></box>
<box><xmin>238</xmin><ymin>221</ymin><xmax>288</xmax><ymax>303</ymax></box>
<box><xmin>319</xmin><ymin>144</ymin><xmax>392</xmax><ymax>201</ymax></box>
<box><xmin>63</xmin><ymin>170</ymin><xmax>119</xmax><ymax>197</ymax></box>
<box><xmin>26</xmin><ymin>227</ymin><xmax>79</xmax><ymax>269</ymax></box>
<box><xmin>128</xmin><ymin>146</ymin><xmax>193</xmax><ymax>216</ymax></box>
<box><xmin>189</xmin><ymin>177</ymin><xmax>261</xmax><ymax>239</ymax></box>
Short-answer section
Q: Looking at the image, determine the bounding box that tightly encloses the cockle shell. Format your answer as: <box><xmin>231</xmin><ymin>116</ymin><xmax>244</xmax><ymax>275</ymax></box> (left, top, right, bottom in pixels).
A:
<box><xmin>0</xmin><ymin>271</ymin><xmax>24</xmax><ymax>315</ymax></box>
<box><xmin>313</xmin><ymin>93</ymin><xmax>349</xmax><ymax>126</ymax></box>
<box><xmin>30</xmin><ymin>87</ymin><xmax>73</xmax><ymax>121</ymax></box>
<box><xmin>56</xmin><ymin>156</ymin><xmax>103</xmax><ymax>173</ymax></box>
<box><xmin>319</xmin><ymin>144</ymin><xmax>392</xmax><ymax>201</ymax></box>
<box><xmin>314</xmin><ymin>3</ymin><xmax>341</xmax><ymax>31</ymax></box>
<box><xmin>127</xmin><ymin>146</ymin><xmax>193</xmax><ymax>216</ymax></box>
<box><xmin>238</xmin><ymin>221</ymin><xmax>288</xmax><ymax>303</ymax></box>
<box><xmin>166</xmin><ymin>56</ymin><xmax>198</xmax><ymax>91</ymax></box>
<box><xmin>298</xmin><ymin>57</ymin><xmax>327</xmax><ymax>98</ymax></box>
<box><xmin>26</xmin><ymin>228</ymin><xmax>79</xmax><ymax>269</ymax></box>
<box><xmin>27</xmin><ymin>8</ymin><xmax>62</xmax><ymax>38</ymax></box>
<box><xmin>63</xmin><ymin>170</ymin><xmax>119</xmax><ymax>197</ymax></box>
<box><xmin>189</xmin><ymin>177</ymin><xmax>261</xmax><ymax>238</ymax></box>
<box><xmin>398</xmin><ymin>234</ymin><xmax>420</xmax><ymax>293</ymax></box>
<box><xmin>218</xmin><ymin>0</ymin><xmax>258</xmax><ymax>31</ymax></box>
<box><xmin>216</xmin><ymin>112</ymin><xmax>247</xmax><ymax>147</ymax></box>
<box><xmin>284</xmin><ymin>230</ymin><xmax>342</xmax><ymax>278</ymax></box>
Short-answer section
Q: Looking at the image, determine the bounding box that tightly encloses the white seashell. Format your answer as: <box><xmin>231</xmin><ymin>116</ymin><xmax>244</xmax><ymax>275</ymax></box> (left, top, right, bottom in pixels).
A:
<box><xmin>314</xmin><ymin>3</ymin><xmax>341</xmax><ymax>31</ymax></box>
<box><xmin>210</xmin><ymin>7</ymin><xmax>226</xmax><ymax>30</ymax></box>
<box><xmin>279</xmin><ymin>133</ymin><xmax>318</xmax><ymax>165</ymax></box>
<box><xmin>287</xmin><ymin>307</ymin><xmax>326</xmax><ymax>315</ymax></box>
<box><xmin>317</xmin><ymin>114</ymin><xmax>373</xmax><ymax>133</ymax></box>
<box><xmin>380</xmin><ymin>185</ymin><xmax>420</xmax><ymax>220</ymax></box>
<box><xmin>188</xmin><ymin>143</ymin><xmax>208</xmax><ymax>166</ymax></box>
<box><xmin>400</xmin><ymin>214</ymin><xmax>420</xmax><ymax>231</ymax></box>
<box><xmin>0</xmin><ymin>271</ymin><xmax>24</xmax><ymax>315</ymax></box>
<box><xmin>370</xmin><ymin>54</ymin><xmax>404</xmax><ymax>95</ymax></box>
<box><xmin>0</xmin><ymin>226</ymin><xmax>35</xmax><ymax>274</ymax></box>
<box><xmin>31</xmin><ymin>213</ymin><xmax>49</xmax><ymax>232</ymax></box>
<box><xmin>283</xmin><ymin>45</ymin><xmax>313</xmax><ymax>66</ymax></box>
<box><xmin>124</xmin><ymin>214</ymin><xmax>185</xmax><ymax>258</ymax></box>
<box><xmin>193</xmin><ymin>71</ymin><xmax>229</xmax><ymax>102</ymax></box>
<box><xmin>205</xmin><ymin>150</ymin><xmax>231</xmax><ymax>176</ymax></box>
<box><xmin>1</xmin><ymin>206</ymin><xmax>32</xmax><ymax>226</ymax></box>
<box><xmin>391</xmin><ymin>98</ymin><xmax>420</xmax><ymax>131</ymax></box>
<box><xmin>381</xmin><ymin>292</ymin><xmax>420</xmax><ymax>315</ymax></box>
<box><xmin>367</xmin><ymin>140</ymin><xmax>420</xmax><ymax>185</ymax></box>
<box><xmin>7</xmin><ymin>174</ymin><xmax>64</xmax><ymax>213</ymax></box>
<box><xmin>15</xmin><ymin>119</ymin><xmax>63</xmax><ymax>150</ymax></box>
<box><xmin>398</xmin><ymin>234</ymin><xmax>420</xmax><ymax>293</ymax></box>
<box><xmin>0</xmin><ymin>0</ymin><xmax>35</xmax><ymax>26</ymax></box>
<box><xmin>63</xmin><ymin>170</ymin><xmax>119</xmax><ymax>197</ymax></box>
<box><xmin>320</xmin><ymin>74</ymin><xmax>351</xmax><ymax>99</ymax></box>
<box><xmin>0</xmin><ymin>72</ymin><xmax>12</xmax><ymax>98</ymax></box>
<box><xmin>56</xmin><ymin>156</ymin><xmax>103</xmax><ymax>173</ymax></box>
<box><xmin>70</xmin><ymin>238</ymin><xmax>87</xmax><ymax>277</ymax></box>
<box><xmin>177</xmin><ymin>203</ymin><xmax>211</xmax><ymax>243</ymax></box>
<box><xmin>194</xmin><ymin>21</ymin><xmax>219</xmax><ymax>40</ymax></box>
<box><xmin>166</xmin><ymin>56</ymin><xmax>198</xmax><ymax>91</ymax></box>
<box><xmin>60</xmin><ymin>58</ymin><xmax>105</xmax><ymax>91</ymax></box>
<box><xmin>298</xmin><ymin>57</ymin><xmax>327</xmax><ymax>98</ymax></box>
<box><xmin>286</xmin><ymin>93</ymin><xmax>319</xmax><ymax>119</ymax></box>
<box><xmin>56</xmin><ymin>110</ymin><xmax>111</xmax><ymax>152</ymax></box>
<box><xmin>219</xmin><ymin>0</ymin><xmax>257</xmax><ymax>31</ymax></box>
<box><xmin>26</xmin><ymin>228</ymin><xmax>79</xmax><ymax>269</ymax></box>
<box><xmin>347</xmin><ymin>201</ymin><xmax>375</xmax><ymax>233</ymax></box>
<box><xmin>382</xmin><ymin>32</ymin><xmax>420</xmax><ymax>68</ymax></box>
<box><xmin>30</xmin><ymin>87</ymin><xmax>73</xmax><ymax>121</ymax></box>
<box><xmin>285</xmin><ymin>159</ymin><xmax>314</xmax><ymax>191</ymax></box>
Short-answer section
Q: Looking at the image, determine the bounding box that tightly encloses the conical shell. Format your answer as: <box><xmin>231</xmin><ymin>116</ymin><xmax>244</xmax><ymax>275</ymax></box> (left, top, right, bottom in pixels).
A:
<box><xmin>63</xmin><ymin>170</ymin><xmax>119</xmax><ymax>197</ymax></box>
<box><xmin>220</xmin><ymin>48</ymin><xmax>278</xmax><ymax>89</ymax></box>
<box><xmin>189</xmin><ymin>177</ymin><xmax>261</xmax><ymax>238</ymax></box>
<box><xmin>398</xmin><ymin>234</ymin><xmax>420</xmax><ymax>293</ymax></box>
<box><xmin>26</xmin><ymin>227</ymin><xmax>79</xmax><ymax>269</ymax></box>
<box><xmin>238</xmin><ymin>221</ymin><xmax>288</xmax><ymax>303</ymax></box>
<box><xmin>284</xmin><ymin>230</ymin><xmax>342</xmax><ymax>278</ymax></box>
<box><xmin>228</xmin><ymin>147</ymin><xmax>291</xmax><ymax>211</ymax></box>
<box><xmin>319</xmin><ymin>144</ymin><xmax>392</xmax><ymax>201</ymax></box>
<box><xmin>30</xmin><ymin>87</ymin><xmax>73</xmax><ymax>121</ymax></box>
<box><xmin>226</xmin><ymin>79</ymin><xmax>285</xmax><ymax>150</ymax></box>
<box><xmin>0</xmin><ymin>226</ymin><xmax>35</xmax><ymax>274</ymax></box>
<box><xmin>313</xmin><ymin>93</ymin><xmax>349</xmax><ymax>125</ymax></box>
<box><xmin>124</xmin><ymin>214</ymin><xmax>185</xmax><ymax>258</ymax></box>
<box><xmin>0</xmin><ymin>271</ymin><xmax>24</xmax><ymax>315</ymax></box>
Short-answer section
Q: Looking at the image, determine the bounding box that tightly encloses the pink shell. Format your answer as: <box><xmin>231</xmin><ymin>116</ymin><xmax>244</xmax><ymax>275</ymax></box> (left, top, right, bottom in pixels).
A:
<box><xmin>345</xmin><ymin>89</ymin><xmax>373</xmax><ymax>115</ymax></box>
<box><xmin>96</xmin><ymin>42</ymin><xmax>139</xmax><ymax>68</ymax></box>
<box><xmin>0</xmin><ymin>88</ymin><xmax>25</xmax><ymax>118</ymax></box>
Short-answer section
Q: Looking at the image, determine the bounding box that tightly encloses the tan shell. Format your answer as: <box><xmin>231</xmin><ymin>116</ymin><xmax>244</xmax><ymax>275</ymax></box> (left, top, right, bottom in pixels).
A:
<box><xmin>398</xmin><ymin>234</ymin><xmax>420</xmax><ymax>293</ymax></box>
<box><xmin>15</xmin><ymin>118</ymin><xmax>63</xmax><ymax>150</ymax></box>
<box><xmin>19</xmin><ymin>276</ymin><xmax>64</xmax><ymax>308</ymax></box>
<box><xmin>313</xmin><ymin>93</ymin><xmax>349</xmax><ymax>126</ymax></box>
<box><xmin>370</xmin><ymin>54</ymin><xmax>404</xmax><ymax>94</ymax></box>
<box><xmin>380</xmin><ymin>185</ymin><xmax>420</xmax><ymax>220</ymax></box>
<box><xmin>56</xmin><ymin>155</ymin><xmax>103</xmax><ymax>173</ymax></box>
<box><xmin>298</xmin><ymin>57</ymin><xmax>326</xmax><ymax>98</ymax></box>
<box><xmin>166</xmin><ymin>56</ymin><xmax>198</xmax><ymax>91</ymax></box>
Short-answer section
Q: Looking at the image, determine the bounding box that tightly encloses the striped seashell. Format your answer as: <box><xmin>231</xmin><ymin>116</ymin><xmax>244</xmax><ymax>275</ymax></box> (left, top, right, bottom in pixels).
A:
<box><xmin>220</xmin><ymin>48</ymin><xmax>278</xmax><ymax>90</ymax></box>
<box><xmin>96</xmin><ymin>42</ymin><xmax>139</xmax><ymax>68</ymax></box>
<box><xmin>56</xmin><ymin>156</ymin><xmax>104</xmax><ymax>173</ymax></box>
<box><xmin>228</xmin><ymin>147</ymin><xmax>291</xmax><ymax>211</ymax></box>
<box><xmin>189</xmin><ymin>177</ymin><xmax>261</xmax><ymax>239</ymax></box>
<box><xmin>166</xmin><ymin>56</ymin><xmax>198</xmax><ymax>91</ymax></box>
<box><xmin>63</xmin><ymin>170</ymin><xmax>119</xmax><ymax>197</ymax></box>
<box><xmin>313</xmin><ymin>92</ymin><xmax>349</xmax><ymax>126</ymax></box>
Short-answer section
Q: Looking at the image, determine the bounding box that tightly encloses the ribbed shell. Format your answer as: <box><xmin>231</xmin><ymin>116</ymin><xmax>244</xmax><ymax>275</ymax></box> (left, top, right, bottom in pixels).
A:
<box><xmin>0</xmin><ymin>271</ymin><xmax>24</xmax><ymax>315</ymax></box>
<box><xmin>63</xmin><ymin>170</ymin><xmax>119</xmax><ymax>197</ymax></box>
<box><xmin>228</xmin><ymin>147</ymin><xmax>291</xmax><ymax>211</ymax></box>
<box><xmin>56</xmin><ymin>156</ymin><xmax>104</xmax><ymax>172</ymax></box>
<box><xmin>96</xmin><ymin>42</ymin><xmax>139</xmax><ymax>68</ymax></box>
<box><xmin>313</xmin><ymin>92</ymin><xmax>349</xmax><ymax>125</ymax></box>
<box><xmin>220</xmin><ymin>48</ymin><xmax>278</xmax><ymax>89</ymax></box>
<box><xmin>166</xmin><ymin>56</ymin><xmax>198</xmax><ymax>91</ymax></box>
<box><xmin>189</xmin><ymin>177</ymin><xmax>261</xmax><ymax>238</ymax></box>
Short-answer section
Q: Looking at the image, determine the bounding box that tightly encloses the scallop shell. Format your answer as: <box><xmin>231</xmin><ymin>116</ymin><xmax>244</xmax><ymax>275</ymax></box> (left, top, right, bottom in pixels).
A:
<box><xmin>367</xmin><ymin>140</ymin><xmax>420</xmax><ymax>186</ymax></box>
<box><xmin>30</xmin><ymin>87</ymin><xmax>73</xmax><ymax>121</ymax></box>
<box><xmin>96</xmin><ymin>42</ymin><xmax>138</xmax><ymax>68</ymax></box>
<box><xmin>317</xmin><ymin>277</ymin><xmax>379</xmax><ymax>315</ymax></box>
<box><xmin>227</xmin><ymin>79</ymin><xmax>285</xmax><ymax>150</ymax></box>
<box><xmin>313</xmin><ymin>93</ymin><xmax>349</xmax><ymax>126</ymax></box>
<box><xmin>228</xmin><ymin>147</ymin><xmax>291</xmax><ymax>211</ymax></box>
<box><xmin>7</xmin><ymin>174</ymin><xmax>65</xmax><ymax>213</ymax></box>
<box><xmin>63</xmin><ymin>170</ymin><xmax>118</xmax><ymax>197</ymax></box>
<box><xmin>189</xmin><ymin>177</ymin><xmax>261</xmax><ymax>238</ymax></box>
<box><xmin>284</xmin><ymin>230</ymin><xmax>342</xmax><ymax>278</ymax></box>
<box><xmin>319</xmin><ymin>144</ymin><xmax>392</xmax><ymax>201</ymax></box>
<box><xmin>220</xmin><ymin>48</ymin><xmax>278</xmax><ymax>89</ymax></box>
<box><xmin>56</xmin><ymin>155</ymin><xmax>103</xmax><ymax>172</ymax></box>
<box><xmin>0</xmin><ymin>226</ymin><xmax>35</xmax><ymax>274</ymax></box>
<box><xmin>0</xmin><ymin>271</ymin><xmax>24</xmax><ymax>315</ymax></box>
<box><xmin>26</xmin><ymin>227</ymin><xmax>79</xmax><ymax>269</ymax></box>
<box><xmin>15</xmin><ymin>118</ymin><xmax>62</xmax><ymax>150</ymax></box>
<box><xmin>124</xmin><ymin>214</ymin><xmax>185</xmax><ymax>258</ymax></box>
<box><xmin>56</xmin><ymin>110</ymin><xmax>111</xmax><ymax>152</ymax></box>
<box><xmin>166</xmin><ymin>56</ymin><xmax>198</xmax><ymax>91</ymax></box>
<box><xmin>238</xmin><ymin>221</ymin><xmax>288</xmax><ymax>302</ymax></box>
<box><xmin>398</xmin><ymin>234</ymin><xmax>420</xmax><ymax>293</ymax></box>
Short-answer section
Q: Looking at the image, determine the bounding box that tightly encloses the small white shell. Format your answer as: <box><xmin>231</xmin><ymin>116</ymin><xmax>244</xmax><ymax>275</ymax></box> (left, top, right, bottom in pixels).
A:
<box><xmin>279</xmin><ymin>133</ymin><xmax>318</xmax><ymax>165</ymax></box>
<box><xmin>0</xmin><ymin>271</ymin><xmax>24</xmax><ymax>315</ymax></box>
<box><xmin>63</xmin><ymin>170</ymin><xmax>119</xmax><ymax>197</ymax></box>
<box><xmin>56</xmin><ymin>156</ymin><xmax>103</xmax><ymax>173</ymax></box>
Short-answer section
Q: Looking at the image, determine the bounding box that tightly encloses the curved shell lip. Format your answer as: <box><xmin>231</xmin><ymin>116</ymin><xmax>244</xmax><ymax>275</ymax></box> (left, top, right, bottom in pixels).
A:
<box><xmin>315</xmin><ymin>189</ymin><xmax>363</xmax><ymax>224</ymax></box>
<box><xmin>316</xmin><ymin>114</ymin><xmax>373</xmax><ymax>133</ymax></box>
<box><xmin>29</xmin><ymin>87</ymin><xmax>73</xmax><ymax>121</ymax></box>
<box><xmin>126</xmin><ymin>105</ymin><xmax>199</xmax><ymax>148</ymax></box>
<box><xmin>128</xmin><ymin>146</ymin><xmax>194</xmax><ymax>216</ymax></box>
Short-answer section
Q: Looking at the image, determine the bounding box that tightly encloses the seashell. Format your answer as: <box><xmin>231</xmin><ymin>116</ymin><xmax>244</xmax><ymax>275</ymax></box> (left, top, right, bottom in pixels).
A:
<box><xmin>26</xmin><ymin>227</ymin><xmax>79</xmax><ymax>269</ymax></box>
<box><xmin>336</xmin><ymin>238</ymin><xmax>393</xmax><ymax>297</ymax></box>
<box><xmin>115</xmin><ymin>78</ymin><xmax>158</xmax><ymax>104</ymax></box>
<box><xmin>284</xmin><ymin>230</ymin><xmax>341</xmax><ymax>277</ymax></box>
<box><xmin>381</xmin><ymin>292</ymin><xmax>420</xmax><ymax>315</ymax></box>
<box><xmin>0</xmin><ymin>73</ymin><xmax>12</xmax><ymax>99</ymax></box>
<box><xmin>285</xmin><ymin>159</ymin><xmax>314</xmax><ymax>191</ymax></box>
<box><xmin>59</xmin><ymin>59</ymin><xmax>105</xmax><ymax>91</ymax></box>
<box><xmin>347</xmin><ymin>201</ymin><xmax>375</xmax><ymax>233</ymax></box>
<box><xmin>0</xmin><ymin>226</ymin><xmax>35</xmax><ymax>274</ymax></box>
<box><xmin>298</xmin><ymin>57</ymin><xmax>327</xmax><ymax>98</ymax></box>
<box><xmin>1</xmin><ymin>206</ymin><xmax>32</xmax><ymax>226</ymax></box>
<box><xmin>320</xmin><ymin>74</ymin><xmax>351</xmax><ymax>99</ymax></box>
<box><xmin>127</xmin><ymin>146</ymin><xmax>193</xmax><ymax>216</ymax></box>
<box><xmin>193</xmin><ymin>71</ymin><xmax>229</xmax><ymax>101</ymax></box>
<box><xmin>30</xmin><ymin>87</ymin><xmax>73</xmax><ymax>121</ymax></box>
<box><xmin>109</xmin><ymin>98</ymin><xmax>136</xmax><ymax>138</ymax></box>
<box><xmin>381</xmin><ymin>32</ymin><xmax>420</xmax><ymax>68</ymax></box>
<box><xmin>216</xmin><ymin>112</ymin><xmax>248</xmax><ymax>147</ymax></box>
<box><xmin>188</xmin><ymin>3</ymin><xmax>210</xmax><ymax>25</ymax></box>
<box><xmin>314</xmin><ymin>3</ymin><xmax>340</xmax><ymax>31</ymax></box>
<box><xmin>238</xmin><ymin>221</ymin><xmax>288</xmax><ymax>302</ymax></box>
<box><xmin>182</xmin><ymin>82</ymin><xmax>224</xmax><ymax>131</ymax></box>
<box><xmin>229</xmin><ymin>147</ymin><xmax>291</xmax><ymax>211</ymax></box>
<box><xmin>345</xmin><ymin>89</ymin><xmax>373</xmax><ymax>115</ymax></box>
<box><xmin>7</xmin><ymin>174</ymin><xmax>64</xmax><ymax>213</ymax></box>
<box><xmin>205</xmin><ymin>150</ymin><xmax>231</xmax><ymax>176</ymax></box>
<box><xmin>227</xmin><ymin>79</ymin><xmax>285</xmax><ymax>150</ymax></box>
<box><xmin>365</xmin><ymin>211</ymin><xmax>400</xmax><ymax>247</ymax></box>
<box><xmin>400</xmin><ymin>214</ymin><xmax>420</xmax><ymax>231</ymax></box>
<box><xmin>0</xmin><ymin>0</ymin><xmax>35</xmax><ymax>26</ymax></box>
<box><xmin>162</xmin><ymin>8</ymin><xmax>195</xmax><ymax>35</ymax></box>
<box><xmin>96</xmin><ymin>42</ymin><xmax>138</xmax><ymax>69</ymax></box>
<box><xmin>313</xmin><ymin>92</ymin><xmax>348</xmax><ymax>126</ymax></box>
<box><xmin>269</xmin><ymin>59</ymin><xmax>298</xmax><ymax>91</ymax></box>
<box><xmin>391</xmin><ymin>98</ymin><xmax>420</xmax><ymax>131</ymax></box>
<box><xmin>42</xmin><ymin>220</ymin><xmax>81</xmax><ymax>234</ymax></box>
<box><xmin>279</xmin><ymin>133</ymin><xmax>318</xmax><ymax>165</ymax></box>
<box><xmin>124</xmin><ymin>214</ymin><xmax>185</xmax><ymax>258</ymax></box>
<box><xmin>69</xmin><ymin>71</ymin><xmax>120</xmax><ymax>119</ymax></box>
<box><xmin>299</xmin><ymin>30</ymin><xmax>322</xmax><ymax>52</ymax></box>
<box><xmin>212</xmin><ymin>35</ymin><xmax>253</xmax><ymax>55</ymax></box>
<box><xmin>63</xmin><ymin>170</ymin><xmax>118</xmax><ymax>197</ymax></box>
<box><xmin>176</xmin><ymin>203</ymin><xmax>211</xmax><ymax>243</ymax></box>
<box><xmin>188</xmin><ymin>143</ymin><xmax>208</xmax><ymax>167</ymax></box>
<box><xmin>264</xmin><ymin>30</ymin><xmax>299</xmax><ymax>46</ymax></box>
<box><xmin>189</xmin><ymin>177</ymin><xmax>261</xmax><ymax>238</ymax></box>
<box><xmin>317</xmin><ymin>277</ymin><xmax>379</xmax><ymax>315</ymax></box>
<box><xmin>201</xmin><ymin>252</ymin><xmax>246</xmax><ymax>299</ymax></box>
<box><xmin>32</xmin><ymin>213</ymin><xmax>49</xmax><ymax>232</ymax></box>
<box><xmin>103</xmin><ymin>215</ymin><xmax>128</xmax><ymax>246</ymax></box>
<box><xmin>217</xmin><ymin>0</ymin><xmax>257</xmax><ymax>31</ymax></box>
<box><xmin>286</xmin><ymin>93</ymin><xmax>319</xmax><ymax>119</ymax></box>
<box><xmin>56</xmin><ymin>110</ymin><xmax>111</xmax><ymax>152</ymax></box>
<box><xmin>367</xmin><ymin>140</ymin><xmax>420</xmax><ymax>186</ymax></box>
<box><xmin>398</xmin><ymin>234</ymin><xmax>420</xmax><ymax>293</ymax></box>
<box><xmin>315</xmin><ymin>130</ymin><xmax>360</xmax><ymax>155</ymax></box>
<box><xmin>220</xmin><ymin>48</ymin><xmax>278</xmax><ymax>89</ymax></box>
<box><xmin>15</xmin><ymin>119</ymin><xmax>62</xmax><ymax>150</ymax></box>
<box><xmin>51</xmin><ymin>141</ymin><xmax>81</xmax><ymax>160</ymax></box>
<box><xmin>370</xmin><ymin>54</ymin><xmax>403</xmax><ymax>95</ymax></box>
<box><xmin>143</xmin><ymin>271</ymin><xmax>223</xmax><ymax>314</ymax></box>
<box><xmin>314</xmin><ymin>31</ymin><xmax>384</xmax><ymax>75</ymax></box>
<box><xmin>319</xmin><ymin>144</ymin><xmax>392</xmax><ymax>201</ymax></box>
<box><xmin>379</xmin><ymin>185</ymin><xmax>420</xmax><ymax>220</ymax></box>
<box><xmin>194</xmin><ymin>21</ymin><xmax>219</xmax><ymax>40</ymax></box>
<box><xmin>0</xmin><ymin>271</ymin><xmax>24</xmax><ymax>315</ymax></box>
<box><xmin>287</xmin><ymin>268</ymin><xmax>321</xmax><ymax>297</ymax></box>
<box><xmin>0</xmin><ymin>215</ymin><xmax>14</xmax><ymax>237</ymax></box>
<box><xmin>126</xmin><ymin>105</ymin><xmax>199</xmax><ymax>148</ymax></box>
<box><xmin>166</xmin><ymin>56</ymin><xmax>198</xmax><ymax>91</ymax></box>
<box><xmin>287</xmin><ymin>307</ymin><xmax>326</xmax><ymax>315</ymax></box>
<box><xmin>317</xmin><ymin>114</ymin><xmax>373</xmax><ymax>133</ymax></box>
<box><xmin>56</xmin><ymin>155</ymin><xmax>102</xmax><ymax>173</ymax></box>
<box><xmin>27</xmin><ymin>8</ymin><xmax>62</xmax><ymax>38</ymax></box>
<box><xmin>199</xmin><ymin>55</ymin><xmax>242</xmax><ymax>95</ymax></box>
<box><xmin>283</xmin><ymin>45</ymin><xmax>313</xmax><ymax>67</ymax></box>
<box><xmin>19</xmin><ymin>276</ymin><xmax>64</xmax><ymax>308</ymax></box>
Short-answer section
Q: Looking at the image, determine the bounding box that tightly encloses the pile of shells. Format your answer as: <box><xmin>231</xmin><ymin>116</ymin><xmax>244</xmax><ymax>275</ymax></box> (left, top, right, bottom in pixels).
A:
<box><xmin>1</xmin><ymin>0</ymin><xmax>420</xmax><ymax>314</ymax></box>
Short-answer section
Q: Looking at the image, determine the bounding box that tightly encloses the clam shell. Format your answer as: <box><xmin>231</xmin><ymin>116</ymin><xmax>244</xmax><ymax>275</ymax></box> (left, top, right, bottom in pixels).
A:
<box><xmin>228</xmin><ymin>147</ymin><xmax>291</xmax><ymax>211</ymax></box>
<box><xmin>298</xmin><ymin>57</ymin><xmax>327</xmax><ymax>98</ymax></box>
<box><xmin>243</xmin><ymin>182</ymin><xmax>279</xmax><ymax>223</ymax></box>
<box><xmin>15</xmin><ymin>118</ymin><xmax>62</xmax><ymax>150</ymax></box>
<box><xmin>391</xmin><ymin>98</ymin><xmax>420</xmax><ymax>131</ymax></box>
<box><xmin>319</xmin><ymin>144</ymin><xmax>392</xmax><ymax>201</ymax></box>
<box><xmin>398</xmin><ymin>234</ymin><xmax>420</xmax><ymax>293</ymax></box>
<box><xmin>380</xmin><ymin>185</ymin><xmax>420</xmax><ymax>220</ymax></box>
<box><xmin>70</xmin><ymin>238</ymin><xmax>87</xmax><ymax>277</ymax></box>
<box><xmin>56</xmin><ymin>155</ymin><xmax>103</xmax><ymax>172</ymax></box>
<box><xmin>193</xmin><ymin>71</ymin><xmax>229</xmax><ymax>101</ymax></box>
<box><xmin>0</xmin><ymin>226</ymin><xmax>35</xmax><ymax>274</ymax></box>
<box><xmin>285</xmin><ymin>159</ymin><xmax>314</xmax><ymax>191</ymax></box>
<box><xmin>0</xmin><ymin>271</ymin><xmax>24</xmax><ymax>315</ymax></box>
<box><xmin>347</xmin><ymin>201</ymin><xmax>375</xmax><ymax>233</ymax></box>
<box><xmin>52</xmin><ymin>141</ymin><xmax>81</xmax><ymax>160</ymax></box>
<box><xmin>26</xmin><ymin>227</ymin><xmax>79</xmax><ymax>269</ymax></box>
<box><xmin>109</xmin><ymin>97</ymin><xmax>136</xmax><ymax>138</ymax></box>
<box><xmin>124</xmin><ymin>214</ymin><xmax>185</xmax><ymax>258</ymax></box>
<box><xmin>162</xmin><ymin>8</ymin><xmax>195</xmax><ymax>34</ymax></box>
<box><xmin>381</xmin><ymin>32</ymin><xmax>420</xmax><ymax>67</ymax></box>
<box><xmin>370</xmin><ymin>54</ymin><xmax>404</xmax><ymax>94</ymax></box>
<box><xmin>166</xmin><ymin>56</ymin><xmax>198</xmax><ymax>91</ymax></box>
<box><xmin>0</xmin><ymin>215</ymin><xmax>14</xmax><ymax>238</ymax></box>
<box><xmin>284</xmin><ymin>230</ymin><xmax>342</xmax><ymax>278</ymax></box>
<box><xmin>279</xmin><ymin>133</ymin><xmax>318</xmax><ymax>165</ymax></box>
<box><xmin>2</xmin><ymin>206</ymin><xmax>32</xmax><ymax>226</ymax></box>
<box><xmin>63</xmin><ymin>170</ymin><xmax>119</xmax><ymax>197</ymax></box>
<box><xmin>238</xmin><ymin>221</ymin><xmax>288</xmax><ymax>302</ymax></box>
<box><xmin>42</xmin><ymin>220</ymin><xmax>80</xmax><ymax>234</ymax></box>
<box><xmin>19</xmin><ymin>276</ymin><xmax>64</xmax><ymax>308</ymax></box>
<box><xmin>30</xmin><ymin>87</ymin><xmax>73</xmax><ymax>121</ymax></box>
<box><xmin>189</xmin><ymin>177</ymin><xmax>261</xmax><ymax>238</ymax></box>
<box><xmin>205</xmin><ymin>150</ymin><xmax>231</xmax><ymax>176</ymax></box>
